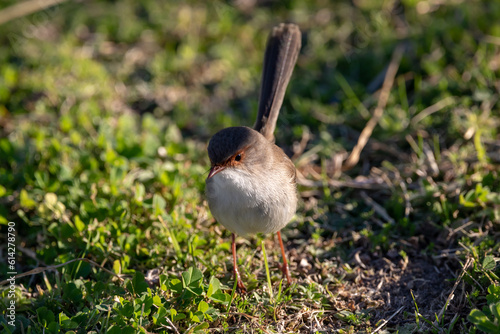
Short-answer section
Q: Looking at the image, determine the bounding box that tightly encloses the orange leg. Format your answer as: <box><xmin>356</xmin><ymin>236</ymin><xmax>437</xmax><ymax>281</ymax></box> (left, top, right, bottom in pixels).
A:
<box><xmin>277</xmin><ymin>231</ymin><xmax>292</xmax><ymax>284</ymax></box>
<box><xmin>232</xmin><ymin>233</ymin><xmax>247</xmax><ymax>293</ymax></box>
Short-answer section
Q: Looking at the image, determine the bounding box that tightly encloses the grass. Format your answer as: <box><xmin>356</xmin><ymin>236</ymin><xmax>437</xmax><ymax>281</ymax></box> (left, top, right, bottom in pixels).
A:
<box><xmin>0</xmin><ymin>0</ymin><xmax>499</xmax><ymax>333</ymax></box>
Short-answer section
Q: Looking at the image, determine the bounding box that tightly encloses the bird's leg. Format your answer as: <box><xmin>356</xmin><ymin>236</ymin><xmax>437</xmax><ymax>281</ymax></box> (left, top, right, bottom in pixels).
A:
<box><xmin>232</xmin><ymin>233</ymin><xmax>247</xmax><ymax>293</ymax></box>
<box><xmin>277</xmin><ymin>231</ymin><xmax>292</xmax><ymax>284</ymax></box>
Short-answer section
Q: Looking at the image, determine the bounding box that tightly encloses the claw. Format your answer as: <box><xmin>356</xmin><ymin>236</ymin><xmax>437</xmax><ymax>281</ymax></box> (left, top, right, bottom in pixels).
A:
<box><xmin>236</xmin><ymin>276</ymin><xmax>247</xmax><ymax>294</ymax></box>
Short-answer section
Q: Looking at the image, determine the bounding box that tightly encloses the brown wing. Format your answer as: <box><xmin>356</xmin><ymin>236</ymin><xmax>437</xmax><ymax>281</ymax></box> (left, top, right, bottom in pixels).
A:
<box><xmin>271</xmin><ymin>144</ymin><xmax>297</xmax><ymax>185</ymax></box>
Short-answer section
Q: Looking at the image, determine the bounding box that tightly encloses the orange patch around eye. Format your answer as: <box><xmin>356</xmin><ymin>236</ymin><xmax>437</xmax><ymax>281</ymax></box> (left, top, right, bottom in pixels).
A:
<box><xmin>228</xmin><ymin>151</ymin><xmax>244</xmax><ymax>166</ymax></box>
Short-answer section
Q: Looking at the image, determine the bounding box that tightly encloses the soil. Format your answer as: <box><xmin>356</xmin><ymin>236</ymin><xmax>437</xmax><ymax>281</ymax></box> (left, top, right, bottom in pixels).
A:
<box><xmin>285</xmin><ymin>235</ymin><xmax>461</xmax><ymax>332</ymax></box>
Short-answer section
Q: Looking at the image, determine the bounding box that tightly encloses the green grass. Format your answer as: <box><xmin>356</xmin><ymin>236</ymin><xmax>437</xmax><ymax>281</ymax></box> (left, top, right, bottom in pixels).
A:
<box><xmin>0</xmin><ymin>0</ymin><xmax>499</xmax><ymax>333</ymax></box>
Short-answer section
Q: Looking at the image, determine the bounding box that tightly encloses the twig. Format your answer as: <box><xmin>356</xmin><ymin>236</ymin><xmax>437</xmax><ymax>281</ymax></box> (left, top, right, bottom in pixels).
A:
<box><xmin>310</xmin><ymin>310</ymin><xmax>325</xmax><ymax>333</ymax></box>
<box><xmin>399</xmin><ymin>180</ymin><xmax>411</xmax><ymax>219</ymax></box>
<box><xmin>458</xmin><ymin>243</ymin><xmax>486</xmax><ymax>292</ymax></box>
<box><xmin>164</xmin><ymin>316</ymin><xmax>181</xmax><ymax>334</ymax></box>
<box><xmin>343</xmin><ymin>45</ymin><xmax>404</xmax><ymax>170</ymax></box>
<box><xmin>297</xmin><ymin>170</ymin><xmax>388</xmax><ymax>190</ymax></box>
<box><xmin>360</xmin><ymin>191</ymin><xmax>395</xmax><ymax>224</ymax></box>
<box><xmin>410</xmin><ymin>96</ymin><xmax>455</xmax><ymax>126</ymax></box>
<box><xmin>370</xmin><ymin>305</ymin><xmax>405</xmax><ymax>334</ymax></box>
<box><xmin>0</xmin><ymin>0</ymin><xmax>70</xmax><ymax>26</ymax></box>
<box><xmin>0</xmin><ymin>257</ymin><xmax>124</xmax><ymax>285</ymax></box>
<box><xmin>292</xmin><ymin>126</ymin><xmax>311</xmax><ymax>160</ymax></box>
<box><xmin>446</xmin><ymin>219</ymin><xmax>474</xmax><ymax>240</ymax></box>
<box><xmin>354</xmin><ymin>251</ymin><xmax>367</xmax><ymax>269</ymax></box>
<box><xmin>423</xmin><ymin>143</ymin><xmax>439</xmax><ymax>176</ymax></box>
<box><xmin>433</xmin><ymin>256</ymin><xmax>473</xmax><ymax>327</ymax></box>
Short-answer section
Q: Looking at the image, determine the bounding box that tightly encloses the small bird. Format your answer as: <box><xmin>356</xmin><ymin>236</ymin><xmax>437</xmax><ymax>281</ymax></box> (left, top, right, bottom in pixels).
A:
<box><xmin>205</xmin><ymin>23</ymin><xmax>301</xmax><ymax>292</ymax></box>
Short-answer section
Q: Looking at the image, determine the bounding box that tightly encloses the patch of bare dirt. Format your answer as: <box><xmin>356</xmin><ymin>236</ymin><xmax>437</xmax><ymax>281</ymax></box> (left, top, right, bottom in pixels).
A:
<box><xmin>365</xmin><ymin>255</ymin><xmax>451</xmax><ymax>324</ymax></box>
<box><xmin>287</xmin><ymin>236</ymin><xmax>459</xmax><ymax>330</ymax></box>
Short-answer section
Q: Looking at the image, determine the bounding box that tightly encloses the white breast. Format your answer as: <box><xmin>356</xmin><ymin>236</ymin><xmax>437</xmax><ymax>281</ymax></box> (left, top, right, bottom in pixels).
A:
<box><xmin>205</xmin><ymin>167</ymin><xmax>296</xmax><ymax>237</ymax></box>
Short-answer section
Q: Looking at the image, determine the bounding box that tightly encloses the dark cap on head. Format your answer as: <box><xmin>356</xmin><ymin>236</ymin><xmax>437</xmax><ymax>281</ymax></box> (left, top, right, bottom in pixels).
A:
<box><xmin>207</xmin><ymin>127</ymin><xmax>261</xmax><ymax>164</ymax></box>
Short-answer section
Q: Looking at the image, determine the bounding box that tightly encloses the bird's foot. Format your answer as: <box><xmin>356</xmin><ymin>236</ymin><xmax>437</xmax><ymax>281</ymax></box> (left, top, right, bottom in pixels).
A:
<box><xmin>236</xmin><ymin>277</ymin><xmax>247</xmax><ymax>294</ymax></box>
<box><xmin>280</xmin><ymin>263</ymin><xmax>293</xmax><ymax>285</ymax></box>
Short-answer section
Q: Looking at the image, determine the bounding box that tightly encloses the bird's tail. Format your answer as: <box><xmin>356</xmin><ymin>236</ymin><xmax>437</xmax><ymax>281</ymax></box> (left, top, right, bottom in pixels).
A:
<box><xmin>254</xmin><ymin>23</ymin><xmax>301</xmax><ymax>141</ymax></box>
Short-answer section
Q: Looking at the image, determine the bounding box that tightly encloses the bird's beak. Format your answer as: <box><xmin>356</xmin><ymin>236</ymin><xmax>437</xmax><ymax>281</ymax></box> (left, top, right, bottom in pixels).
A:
<box><xmin>207</xmin><ymin>165</ymin><xmax>225</xmax><ymax>180</ymax></box>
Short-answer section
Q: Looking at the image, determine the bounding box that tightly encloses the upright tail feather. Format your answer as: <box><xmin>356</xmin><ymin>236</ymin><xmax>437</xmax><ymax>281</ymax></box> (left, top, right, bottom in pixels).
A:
<box><xmin>254</xmin><ymin>23</ymin><xmax>301</xmax><ymax>141</ymax></box>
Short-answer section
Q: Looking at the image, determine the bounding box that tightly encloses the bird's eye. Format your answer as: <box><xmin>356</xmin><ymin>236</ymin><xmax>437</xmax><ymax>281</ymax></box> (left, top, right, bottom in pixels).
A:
<box><xmin>235</xmin><ymin>154</ymin><xmax>241</xmax><ymax>162</ymax></box>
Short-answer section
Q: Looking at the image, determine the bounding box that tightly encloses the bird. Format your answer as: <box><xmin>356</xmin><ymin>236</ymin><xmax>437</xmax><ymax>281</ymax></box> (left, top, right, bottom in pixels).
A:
<box><xmin>205</xmin><ymin>23</ymin><xmax>301</xmax><ymax>293</ymax></box>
